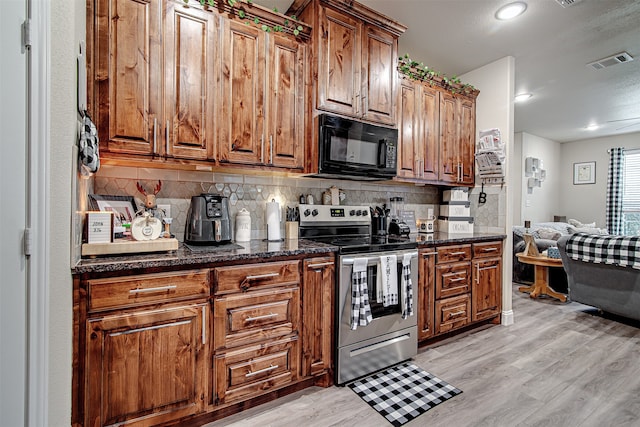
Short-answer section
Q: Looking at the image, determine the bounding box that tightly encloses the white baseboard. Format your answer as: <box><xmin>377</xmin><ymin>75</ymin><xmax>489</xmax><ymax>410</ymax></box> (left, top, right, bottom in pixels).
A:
<box><xmin>501</xmin><ymin>309</ymin><xmax>514</xmax><ymax>326</ymax></box>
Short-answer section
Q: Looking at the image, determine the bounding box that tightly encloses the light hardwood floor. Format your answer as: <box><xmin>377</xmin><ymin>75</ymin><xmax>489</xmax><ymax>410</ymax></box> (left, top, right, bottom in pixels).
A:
<box><xmin>208</xmin><ymin>284</ymin><xmax>640</xmax><ymax>427</ymax></box>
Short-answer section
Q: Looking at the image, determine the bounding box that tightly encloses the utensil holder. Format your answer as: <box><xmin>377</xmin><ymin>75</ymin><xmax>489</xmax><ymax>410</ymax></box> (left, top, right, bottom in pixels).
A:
<box><xmin>286</xmin><ymin>222</ymin><xmax>298</xmax><ymax>240</ymax></box>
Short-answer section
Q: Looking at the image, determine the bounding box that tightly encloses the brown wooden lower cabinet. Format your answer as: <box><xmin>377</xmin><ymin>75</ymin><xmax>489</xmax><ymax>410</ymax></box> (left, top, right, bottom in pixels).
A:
<box><xmin>74</xmin><ymin>256</ymin><xmax>335</xmax><ymax>427</ymax></box>
<box><xmin>418</xmin><ymin>240</ymin><xmax>503</xmax><ymax>343</ymax></box>
<box><xmin>85</xmin><ymin>303</ymin><xmax>209</xmax><ymax>427</ymax></box>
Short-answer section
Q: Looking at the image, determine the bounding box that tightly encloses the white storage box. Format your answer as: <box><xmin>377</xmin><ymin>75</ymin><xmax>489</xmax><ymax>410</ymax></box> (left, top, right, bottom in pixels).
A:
<box><xmin>440</xmin><ymin>202</ymin><xmax>470</xmax><ymax>217</ymax></box>
<box><xmin>442</xmin><ymin>188</ymin><xmax>469</xmax><ymax>202</ymax></box>
<box><xmin>437</xmin><ymin>217</ymin><xmax>474</xmax><ymax>234</ymax></box>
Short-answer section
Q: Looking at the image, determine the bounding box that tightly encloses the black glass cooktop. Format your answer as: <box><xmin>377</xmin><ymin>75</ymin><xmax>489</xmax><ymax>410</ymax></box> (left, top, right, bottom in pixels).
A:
<box><xmin>308</xmin><ymin>234</ymin><xmax>417</xmax><ymax>254</ymax></box>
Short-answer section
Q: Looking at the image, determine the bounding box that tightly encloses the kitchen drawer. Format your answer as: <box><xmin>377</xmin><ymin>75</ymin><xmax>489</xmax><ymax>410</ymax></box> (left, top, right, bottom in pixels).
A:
<box><xmin>435</xmin><ymin>294</ymin><xmax>471</xmax><ymax>334</ymax></box>
<box><xmin>87</xmin><ymin>269</ymin><xmax>209</xmax><ymax>312</ymax></box>
<box><xmin>435</xmin><ymin>261</ymin><xmax>471</xmax><ymax>299</ymax></box>
<box><xmin>437</xmin><ymin>244</ymin><xmax>471</xmax><ymax>263</ymax></box>
<box><xmin>214</xmin><ymin>261</ymin><xmax>300</xmax><ymax>295</ymax></box>
<box><xmin>473</xmin><ymin>241</ymin><xmax>503</xmax><ymax>259</ymax></box>
<box><xmin>213</xmin><ymin>336</ymin><xmax>299</xmax><ymax>405</ymax></box>
<box><xmin>214</xmin><ymin>287</ymin><xmax>300</xmax><ymax>350</ymax></box>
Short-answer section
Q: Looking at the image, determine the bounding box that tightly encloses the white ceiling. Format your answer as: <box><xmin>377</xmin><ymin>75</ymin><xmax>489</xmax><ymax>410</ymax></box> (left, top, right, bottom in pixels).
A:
<box><xmin>258</xmin><ymin>0</ymin><xmax>640</xmax><ymax>143</ymax></box>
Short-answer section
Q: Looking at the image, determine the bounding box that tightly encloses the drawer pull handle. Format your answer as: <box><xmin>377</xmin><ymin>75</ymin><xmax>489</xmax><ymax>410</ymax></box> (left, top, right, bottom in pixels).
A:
<box><xmin>449</xmin><ymin>310</ymin><xmax>465</xmax><ymax>317</ymax></box>
<box><xmin>308</xmin><ymin>262</ymin><xmax>334</xmax><ymax>269</ymax></box>
<box><xmin>481</xmin><ymin>247</ymin><xmax>498</xmax><ymax>252</ymax></box>
<box><xmin>246</xmin><ymin>272</ymin><xmax>279</xmax><ymax>281</ymax></box>
<box><xmin>449</xmin><ymin>277</ymin><xmax>465</xmax><ymax>283</ymax></box>
<box><xmin>422</xmin><ymin>251</ymin><xmax>437</xmax><ymax>257</ymax></box>
<box><xmin>448</xmin><ymin>251</ymin><xmax>467</xmax><ymax>256</ymax></box>
<box><xmin>240</xmin><ymin>272</ymin><xmax>280</xmax><ymax>291</ymax></box>
<box><xmin>129</xmin><ymin>285</ymin><xmax>177</xmax><ymax>294</ymax></box>
<box><xmin>245</xmin><ymin>364</ymin><xmax>278</xmax><ymax>378</ymax></box>
<box><xmin>245</xmin><ymin>312</ymin><xmax>278</xmax><ymax>322</ymax></box>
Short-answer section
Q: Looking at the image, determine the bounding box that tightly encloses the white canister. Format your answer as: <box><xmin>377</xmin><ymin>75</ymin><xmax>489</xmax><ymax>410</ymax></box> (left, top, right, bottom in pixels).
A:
<box><xmin>235</xmin><ymin>208</ymin><xmax>251</xmax><ymax>242</ymax></box>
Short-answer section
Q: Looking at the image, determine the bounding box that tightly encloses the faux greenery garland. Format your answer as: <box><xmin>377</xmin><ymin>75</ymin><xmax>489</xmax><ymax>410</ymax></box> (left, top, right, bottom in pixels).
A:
<box><xmin>398</xmin><ymin>54</ymin><xmax>477</xmax><ymax>95</ymax></box>
<box><xmin>190</xmin><ymin>0</ymin><xmax>304</xmax><ymax>36</ymax></box>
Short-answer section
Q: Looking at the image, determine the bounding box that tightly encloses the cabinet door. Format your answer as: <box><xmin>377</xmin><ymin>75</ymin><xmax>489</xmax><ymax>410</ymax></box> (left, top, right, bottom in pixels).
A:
<box><xmin>164</xmin><ymin>2</ymin><xmax>216</xmax><ymax>160</ymax></box>
<box><xmin>317</xmin><ymin>6</ymin><xmax>361</xmax><ymax>117</ymax></box>
<box><xmin>472</xmin><ymin>257</ymin><xmax>502</xmax><ymax>321</ymax></box>
<box><xmin>418</xmin><ymin>249</ymin><xmax>436</xmax><ymax>341</ymax></box>
<box><xmin>302</xmin><ymin>257</ymin><xmax>335</xmax><ymax>379</ymax></box>
<box><xmin>94</xmin><ymin>0</ymin><xmax>162</xmax><ymax>155</ymax></box>
<box><xmin>418</xmin><ymin>84</ymin><xmax>440</xmax><ymax>181</ymax></box>
<box><xmin>85</xmin><ymin>304</ymin><xmax>208</xmax><ymax>427</ymax></box>
<box><xmin>218</xmin><ymin>20</ymin><xmax>266</xmax><ymax>165</ymax></box>
<box><xmin>438</xmin><ymin>90</ymin><xmax>459</xmax><ymax>184</ymax></box>
<box><xmin>397</xmin><ymin>79</ymin><xmax>418</xmax><ymax>179</ymax></box>
<box><xmin>361</xmin><ymin>24</ymin><xmax>397</xmax><ymax>125</ymax></box>
<box><xmin>266</xmin><ymin>33</ymin><xmax>305</xmax><ymax>169</ymax></box>
<box><xmin>459</xmin><ymin>96</ymin><xmax>476</xmax><ymax>185</ymax></box>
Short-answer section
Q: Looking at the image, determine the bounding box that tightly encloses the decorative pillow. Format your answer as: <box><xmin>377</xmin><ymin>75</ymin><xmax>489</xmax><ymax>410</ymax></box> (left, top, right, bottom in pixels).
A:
<box><xmin>568</xmin><ymin>218</ymin><xmax>596</xmax><ymax>228</ymax></box>
<box><xmin>567</xmin><ymin>225</ymin><xmax>608</xmax><ymax>235</ymax></box>
<box><xmin>535</xmin><ymin>227</ymin><xmax>562</xmax><ymax>240</ymax></box>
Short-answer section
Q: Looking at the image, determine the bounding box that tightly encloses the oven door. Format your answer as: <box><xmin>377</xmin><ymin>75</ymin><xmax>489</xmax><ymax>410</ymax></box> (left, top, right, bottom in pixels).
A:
<box><xmin>336</xmin><ymin>249</ymin><xmax>418</xmax><ymax>384</ymax></box>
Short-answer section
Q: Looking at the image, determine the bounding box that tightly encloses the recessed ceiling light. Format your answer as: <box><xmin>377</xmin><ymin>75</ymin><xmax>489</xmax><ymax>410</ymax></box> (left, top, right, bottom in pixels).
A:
<box><xmin>585</xmin><ymin>124</ymin><xmax>599</xmax><ymax>131</ymax></box>
<box><xmin>514</xmin><ymin>93</ymin><xmax>532</xmax><ymax>103</ymax></box>
<box><xmin>495</xmin><ymin>2</ymin><xmax>528</xmax><ymax>20</ymax></box>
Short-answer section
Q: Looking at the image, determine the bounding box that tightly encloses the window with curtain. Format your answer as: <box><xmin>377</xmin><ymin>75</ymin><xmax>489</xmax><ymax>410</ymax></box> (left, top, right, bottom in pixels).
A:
<box><xmin>622</xmin><ymin>149</ymin><xmax>640</xmax><ymax>235</ymax></box>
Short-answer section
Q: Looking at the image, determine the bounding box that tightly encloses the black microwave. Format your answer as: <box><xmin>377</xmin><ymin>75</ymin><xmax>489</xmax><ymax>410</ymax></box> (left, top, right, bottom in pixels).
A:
<box><xmin>316</xmin><ymin>114</ymin><xmax>398</xmax><ymax>181</ymax></box>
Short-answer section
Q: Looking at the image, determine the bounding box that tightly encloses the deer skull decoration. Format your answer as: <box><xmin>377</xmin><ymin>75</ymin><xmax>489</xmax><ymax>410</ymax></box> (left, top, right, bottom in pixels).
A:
<box><xmin>136</xmin><ymin>180</ymin><xmax>162</xmax><ymax>211</ymax></box>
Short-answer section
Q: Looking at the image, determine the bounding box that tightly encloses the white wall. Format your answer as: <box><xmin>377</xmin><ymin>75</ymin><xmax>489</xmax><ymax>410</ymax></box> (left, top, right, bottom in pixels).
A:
<box><xmin>560</xmin><ymin>132</ymin><xmax>640</xmax><ymax>228</ymax></box>
<box><xmin>519</xmin><ymin>132</ymin><xmax>562</xmax><ymax>224</ymax></box>
<box><xmin>48</xmin><ymin>0</ymin><xmax>83</xmax><ymax>425</ymax></box>
<box><xmin>461</xmin><ymin>56</ymin><xmax>515</xmax><ymax>325</ymax></box>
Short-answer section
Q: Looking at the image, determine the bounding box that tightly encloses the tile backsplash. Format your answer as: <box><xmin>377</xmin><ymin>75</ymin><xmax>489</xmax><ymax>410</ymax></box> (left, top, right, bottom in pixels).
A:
<box><xmin>93</xmin><ymin>166</ymin><xmax>440</xmax><ymax>242</ymax></box>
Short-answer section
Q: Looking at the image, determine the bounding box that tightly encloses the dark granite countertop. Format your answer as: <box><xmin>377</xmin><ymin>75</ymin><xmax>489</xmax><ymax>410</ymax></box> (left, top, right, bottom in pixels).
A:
<box><xmin>413</xmin><ymin>232</ymin><xmax>507</xmax><ymax>247</ymax></box>
<box><xmin>73</xmin><ymin>239</ymin><xmax>338</xmax><ymax>275</ymax></box>
<box><xmin>73</xmin><ymin>232</ymin><xmax>506</xmax><ymax>275</ymax></box>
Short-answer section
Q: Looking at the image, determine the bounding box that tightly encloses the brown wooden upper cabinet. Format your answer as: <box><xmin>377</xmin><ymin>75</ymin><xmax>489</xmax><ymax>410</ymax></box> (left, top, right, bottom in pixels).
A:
<box><xmin>89</xmin><ymin>0</ymin><xmax>309</xmax><ymax>170</ymax></box>
<box><xmin>92</xmin><ymin>0</ymin><xmax>215</xmax><ymax>160</ymax></box>
<box><xmin>439</xmin><ymin>92</ymin><xmax>476</xmax><ymax>185</ymax></box>
<box><xmin>291</xmin><ymin>0</ymin><xmax>406</xmax><ymax>127</ymax></box>
<box><xmin>218</xmin><ymin>20</ymin><xmax>305</xmax><ymax>169</ymax></box>
<box><xmin>396</xmin><ymin>76</ymin><xmax>478</xmax><ymax>186</ymax></box>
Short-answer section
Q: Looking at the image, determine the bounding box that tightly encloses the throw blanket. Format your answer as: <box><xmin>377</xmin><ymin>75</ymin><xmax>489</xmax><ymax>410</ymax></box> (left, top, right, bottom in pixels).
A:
<box><xmin>379</xmin><ymin>255</ymin><xmax>398</xmax><ymax>307</ymax></box>
<box><xmin>401</xmin><ymin>253</ymin><xmax>414</xmax><ymax>319</ymax></box>
<box><xmin>565</xmin><ymin>232</ymin><xmax>640</xmax><ymax>270</ymax></box>
<box><xmin>351</xmin><ymin>258</ymin><xmax>372</xmax><ymax>330</ymax></box>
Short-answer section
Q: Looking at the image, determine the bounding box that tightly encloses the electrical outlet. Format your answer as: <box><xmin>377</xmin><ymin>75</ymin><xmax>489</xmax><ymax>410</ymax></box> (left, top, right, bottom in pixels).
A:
<box><xmin>158</xmin><ymin>204</ymin><xmax>171</xmax><ymax>218</ymax></box>
<box><xmin>525</xmin><ymin>199</ymin><xmax>531</xmax><ymax>207</ymax></box>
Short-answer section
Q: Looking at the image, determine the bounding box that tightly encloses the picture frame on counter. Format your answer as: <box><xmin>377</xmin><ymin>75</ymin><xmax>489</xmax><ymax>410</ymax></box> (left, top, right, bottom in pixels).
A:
<box><xmin>88</xmin><ymin>194</ymin><xmax>138</xmax><ymax>224</ymax></box>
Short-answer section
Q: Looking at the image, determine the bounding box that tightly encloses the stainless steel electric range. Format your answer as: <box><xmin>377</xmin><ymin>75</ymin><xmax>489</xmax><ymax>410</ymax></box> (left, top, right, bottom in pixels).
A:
<box><xmin>298</xmin><ymin>204</ymin><xmax>418</xmax><ymax>385</ymax></box>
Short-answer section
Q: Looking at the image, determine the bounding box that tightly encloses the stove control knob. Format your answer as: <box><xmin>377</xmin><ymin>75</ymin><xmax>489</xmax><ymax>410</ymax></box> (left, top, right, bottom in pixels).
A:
<box><xmin>362</xmin><ymin>210</ymin><xmax>368</xmax><ymax>217</ymax></box>
<box><xmin>355</xmin><ymin>210</ymin><xmax>362</xmax><ymax>216</ymax></box>
<box><xmin>304</xmin><ymin>209</ymin><xmax>311</xmax><ymax>217</ymax></box>
<box><xmin>349</xmin><ymin>210</ymin><xmax>356</xmax><ymax>216</ymax></box>
<box><xmin>312</xmin><ymin>209</ymin><xmax>319</xmax><ymax>217</ymax></box>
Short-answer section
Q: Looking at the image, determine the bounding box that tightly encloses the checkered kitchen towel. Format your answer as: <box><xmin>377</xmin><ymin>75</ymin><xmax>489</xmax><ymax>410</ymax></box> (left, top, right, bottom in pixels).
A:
<box><xmin>401</xmin><ymin>253</ymin><xmax>413</xmax><ymax>319</ymax></box>
<box><xmin>351</xmin><ymin>258</ymin><xmax>372</xmax><ymax>330</ymax></box>
<box><xmin>565</xmin><ymin>232</ymin><xmax>640</xmax><ymax>269</ymax></box>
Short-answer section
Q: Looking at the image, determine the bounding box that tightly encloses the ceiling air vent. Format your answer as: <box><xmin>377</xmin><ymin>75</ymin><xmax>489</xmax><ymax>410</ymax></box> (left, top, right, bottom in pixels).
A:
<box><xmin>554</xmin><ymin>0</ymin><xmax>584</xmax><ymax>7</ymax></box>
<box><xmin>587</xmin><ymin>52</ymin><xmax>634</xmax><ymax>70</ymax></box>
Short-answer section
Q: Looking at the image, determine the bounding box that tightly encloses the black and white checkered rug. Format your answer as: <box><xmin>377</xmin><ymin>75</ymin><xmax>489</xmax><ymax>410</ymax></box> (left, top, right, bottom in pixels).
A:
<box><xmin>348</xmin><ymin>362</ymin><xmax>462</xmax><ymax>426</ymax></box>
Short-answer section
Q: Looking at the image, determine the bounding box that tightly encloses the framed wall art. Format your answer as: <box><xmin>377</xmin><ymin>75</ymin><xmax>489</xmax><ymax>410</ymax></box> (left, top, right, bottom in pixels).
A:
<box><xmin>573</xmin><ymin>161</ymin><xmax>596</xmax><ymax>185</ymax></box>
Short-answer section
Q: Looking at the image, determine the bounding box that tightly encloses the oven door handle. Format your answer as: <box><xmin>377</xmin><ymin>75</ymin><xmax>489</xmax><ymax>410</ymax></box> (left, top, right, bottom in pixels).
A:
<box><xmin>349</xmin><ymin>333</ymin><xmax>412</xmax><ymax>357</ymax></box>
<box><xmin>342</xmin><ymin>251</ymin><xmax>418</xmax><ymax>265</ymax></box>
